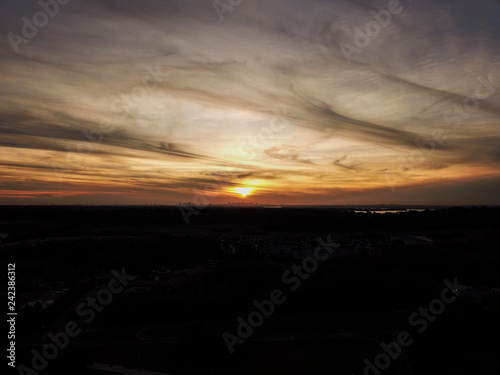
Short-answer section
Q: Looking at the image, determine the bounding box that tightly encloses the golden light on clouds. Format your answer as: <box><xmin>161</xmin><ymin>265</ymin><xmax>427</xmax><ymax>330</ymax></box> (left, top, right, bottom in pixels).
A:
<box><xmin>232</xmin><ymin>187</ymin><xmax>254</xmax><ymax>198</ymax></box>
<box><xmin>0</xmin><ymin>0</ymin><xmax>500</xmax><ymax>205</ymax></box>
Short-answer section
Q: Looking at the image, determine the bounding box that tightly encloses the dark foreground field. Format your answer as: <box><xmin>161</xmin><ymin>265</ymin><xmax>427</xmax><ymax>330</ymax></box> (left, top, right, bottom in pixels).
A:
<box><xmin>1</xmin><ymin>206</ymin><xmax>500</xmax><ymax>375</ymax></box>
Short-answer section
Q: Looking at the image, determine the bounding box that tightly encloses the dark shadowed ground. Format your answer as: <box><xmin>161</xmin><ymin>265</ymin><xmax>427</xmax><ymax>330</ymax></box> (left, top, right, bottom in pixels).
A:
<box><xmin>2</xmin><ymin>205</ymin><xmax>500</xmax><ymax>375</ymax></box>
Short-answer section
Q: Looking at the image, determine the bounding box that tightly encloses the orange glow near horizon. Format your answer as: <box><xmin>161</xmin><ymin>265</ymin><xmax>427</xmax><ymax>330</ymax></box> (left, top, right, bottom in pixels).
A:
<box><xmin>1</xmin><ymin>0</ymin><xmax>500</xmax><ymax>205</ymax></box>
<box><xmin>232</xmin><ymin>187</ymin><xmax>254</xmax><ymax>198</ymax></box>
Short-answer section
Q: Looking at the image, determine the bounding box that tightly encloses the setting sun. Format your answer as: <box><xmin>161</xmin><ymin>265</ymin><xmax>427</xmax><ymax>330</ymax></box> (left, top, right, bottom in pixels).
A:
<box><xmin>233</xmin><ymin>187</ymin><xmax>254</xmax><ymax>198</ymax></box>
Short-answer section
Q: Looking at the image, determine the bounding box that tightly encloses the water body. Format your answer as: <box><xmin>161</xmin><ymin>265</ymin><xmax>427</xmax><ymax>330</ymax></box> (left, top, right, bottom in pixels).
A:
<box><xmin>354</xmin><ymin>209</ymin><xmax>428</xmax><ymax>214</ymax></box>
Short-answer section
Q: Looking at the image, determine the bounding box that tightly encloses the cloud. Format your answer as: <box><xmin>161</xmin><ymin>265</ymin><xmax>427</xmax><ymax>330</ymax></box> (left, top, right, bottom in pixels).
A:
<box><xmin>0</xmin><ymin>0</ymin><xmax>499</xmax><ymax>204</ymax></box>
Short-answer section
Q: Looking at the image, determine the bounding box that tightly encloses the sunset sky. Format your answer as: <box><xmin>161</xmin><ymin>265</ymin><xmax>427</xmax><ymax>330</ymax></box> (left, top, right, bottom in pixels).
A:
<box><xmin>1</xmin><ymin>0</ymin><xmax>500</xmax><ymax>205</ymax></box>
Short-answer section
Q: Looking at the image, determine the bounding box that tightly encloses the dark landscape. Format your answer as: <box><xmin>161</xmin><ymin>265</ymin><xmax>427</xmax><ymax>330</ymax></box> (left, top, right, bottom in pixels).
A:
<box><xmin>2</xmin><ymin>205</ymin><xmax>500</xmax><ymax>374</ymax></box>
<box><xmin>2</xmin><ymin>0</ymin><xmax>500</xmax><ymax>374</ymax></box>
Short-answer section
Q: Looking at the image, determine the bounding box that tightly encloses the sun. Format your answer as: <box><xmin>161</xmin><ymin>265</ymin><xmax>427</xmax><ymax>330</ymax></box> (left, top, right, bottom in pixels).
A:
<box><xmin>233</xmin><ymin>187</ymin><xmax>254</xmax><ymax>198</ymax></box>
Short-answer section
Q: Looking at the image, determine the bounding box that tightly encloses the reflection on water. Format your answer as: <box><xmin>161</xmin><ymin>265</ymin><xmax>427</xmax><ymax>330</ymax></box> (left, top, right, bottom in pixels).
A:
<box><xmin>354</xmin><ymin>209</ymin><xmax>428</xmax><ymax>214</ymax></box>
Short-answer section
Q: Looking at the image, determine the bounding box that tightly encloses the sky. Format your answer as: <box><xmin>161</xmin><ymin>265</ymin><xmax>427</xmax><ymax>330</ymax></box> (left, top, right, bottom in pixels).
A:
<box><xmin>1</xmin><ymin>0</ymin><xmax>500</xmax><ymax>205</ymax></box>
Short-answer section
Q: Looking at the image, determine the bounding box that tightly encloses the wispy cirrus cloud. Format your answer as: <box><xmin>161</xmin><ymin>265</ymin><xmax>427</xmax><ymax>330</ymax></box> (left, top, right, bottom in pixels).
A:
<box><xmin>0</xmin><ymin>0</ymin><xmax>499</xmax><ymax>204</ymax></box>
